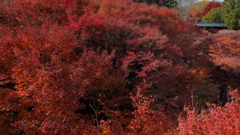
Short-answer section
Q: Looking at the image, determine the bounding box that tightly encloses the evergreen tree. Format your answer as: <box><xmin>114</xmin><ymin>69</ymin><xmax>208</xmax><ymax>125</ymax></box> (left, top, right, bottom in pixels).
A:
<box><xmin>202</xmin><ymin>7</ymin><xmax>223</xmax><ymax>23</ymax></box>
<box><xmin>222</xmin><ymin>0</ymin><xmax>240</xmax><ymax>30</ymax></box>
<box><xmin>133</xmin><ymin>0</ymin><xmax>178</xmax><ymax>8</ymax></box>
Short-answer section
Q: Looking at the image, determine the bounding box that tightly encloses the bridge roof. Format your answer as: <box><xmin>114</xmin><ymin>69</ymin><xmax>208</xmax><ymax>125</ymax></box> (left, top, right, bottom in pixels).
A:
<box><xmin>196</xmin><ymin>23</ymin><xmax>228</xmax><ymax>28</ymax></box>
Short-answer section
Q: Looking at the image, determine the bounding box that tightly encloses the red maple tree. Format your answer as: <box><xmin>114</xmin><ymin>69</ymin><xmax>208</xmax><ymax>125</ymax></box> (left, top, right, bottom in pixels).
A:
<box><xmin>0</xmin><ymin>0</ymin><xmax>239</xmax><ymax>134</ymax></box>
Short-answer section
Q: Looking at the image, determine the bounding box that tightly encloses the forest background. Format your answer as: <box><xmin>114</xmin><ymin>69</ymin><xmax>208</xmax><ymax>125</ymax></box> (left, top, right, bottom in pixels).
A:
<box><xmin>0</xmin><ymin>0</ymin><xmax>240</xmax><ymax>134</ymax></box>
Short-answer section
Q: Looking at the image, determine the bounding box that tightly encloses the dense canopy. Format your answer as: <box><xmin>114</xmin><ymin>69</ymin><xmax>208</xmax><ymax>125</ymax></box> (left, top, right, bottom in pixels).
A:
<box><xmin>0</xmin><ymin>0</ymin><xmax>239</xmax><ymax>134</ymax></box>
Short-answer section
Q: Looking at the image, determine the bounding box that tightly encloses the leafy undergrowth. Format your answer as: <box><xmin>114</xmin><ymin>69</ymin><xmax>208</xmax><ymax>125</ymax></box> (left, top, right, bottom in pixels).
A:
<box><xmin>178</xmin><ymin>89</ymin><xmax>240</xmax><ymax>135</ymax></box>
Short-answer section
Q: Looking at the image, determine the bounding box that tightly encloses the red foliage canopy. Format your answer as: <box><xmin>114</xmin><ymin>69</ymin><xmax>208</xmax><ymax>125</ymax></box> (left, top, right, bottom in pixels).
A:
<box><xmin>201</xmin><ymin>2</ymin><xmax>221</xmax><ymax>18</ymax></box>
<box><xmin>0</xmin><ymin>0</ymin><xmax>239</xmax><ymax>134</ymax></box>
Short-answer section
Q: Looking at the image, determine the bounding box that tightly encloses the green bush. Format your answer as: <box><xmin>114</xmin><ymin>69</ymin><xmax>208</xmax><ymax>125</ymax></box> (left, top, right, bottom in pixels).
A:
<box><xmin>201</xmin><ymin>7</ymin><xmax>223</xmax><ymax>23</ymax></box>
<box><xmin>222</xmin><ymin>0</ymin><xmax>240</xmax><ymax>30</ymax></box>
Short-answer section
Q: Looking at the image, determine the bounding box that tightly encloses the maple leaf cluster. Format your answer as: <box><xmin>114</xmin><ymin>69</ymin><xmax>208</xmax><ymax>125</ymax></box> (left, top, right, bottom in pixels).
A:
<box><xmin>209</xmin><ymin>32</ymin><xmax>240</xmax><ymax>74</ymax></box>
<box><xmin>201</xmin><ymin>2</ymin><xmax>221</xmax><ymax>18</ymax></box>
<box><xmin>178</xmin><ymin>88</ymin><xmax>240</xmax><ymax>134</ymax></box>
<box><xmin>0</xmin><ymin>0</ymin><xmax>240</xmax><ymax>134</ymax></box>
<box><xmin>188</xmin><ymin>1</ymin><xmax>221</xmax><ymax>23</ymax></box>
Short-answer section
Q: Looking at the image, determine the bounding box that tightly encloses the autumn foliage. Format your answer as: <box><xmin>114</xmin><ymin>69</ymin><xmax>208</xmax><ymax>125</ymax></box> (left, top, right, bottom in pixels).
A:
<box><xmin>201</xmin><ymin>1</ymin><xmax>221</xmax><ymax>18</ymax></box>
<box><xmin>178</xmin><ymin>88</ymin><xmax>240</xmax><ymax>134</ymax></box>
<box><xmin>0</xmin><ymin>0</ymin><xmax>240</xmax><ymax>134</ymax></box>
<box><xmin>188</xmin><ymin>1</ymin><xmax>221</xmax><ymax>23</ymax></box>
